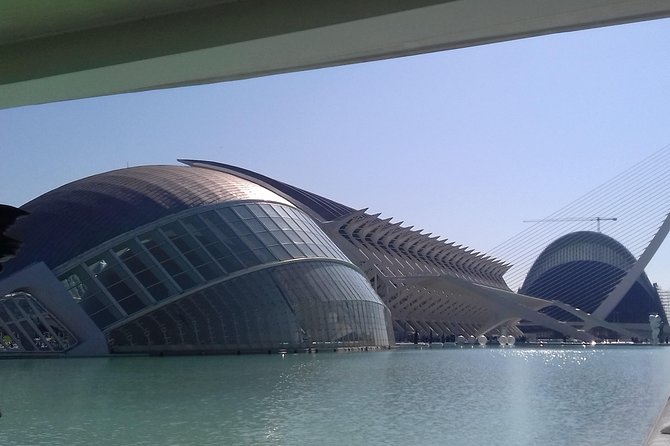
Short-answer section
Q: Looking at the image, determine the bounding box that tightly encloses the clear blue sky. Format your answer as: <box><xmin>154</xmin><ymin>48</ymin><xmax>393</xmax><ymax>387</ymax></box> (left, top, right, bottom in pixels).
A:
<box><xmin>2</xmin><ymin>18</ymin><xmax>670</xmax><ymax>288</ymax></box>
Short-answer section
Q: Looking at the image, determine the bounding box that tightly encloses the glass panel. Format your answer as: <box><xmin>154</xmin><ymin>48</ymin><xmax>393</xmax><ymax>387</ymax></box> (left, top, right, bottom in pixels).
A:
<box><xmin>268</xmin><ymin>244</ymin><xmax>291</xmax><ymax>261</ymax></box>
<box><xmin>89</xmin><ymin>308</ymin><xmax>118</xmax><ymax>328</ymax></box>
<box><xmin>88</xmin><ymin>255</ymin><xmax>145</xmax><ymax>315</ymax></box>
<box><xmin>140</xmin><ymin>234</ymin><xmax>198</xmax><ymax>290</ymax></box>
<box><xmin>256</xmin><ymin>231</ymin><xmax>279</xmax><ymax>247</ymax></box>
<box><xmin>202</xmin><ymin>212</ymin><xmax>249</xmax><ymax>254</ymax></box>
<box><xmin>283</xmin><ymin>244</ymin><xmax>304</xmax><ymax>259</ymax></box>
<box><xmin>305</xmin><ymin>243</ymin><xmax>322</xmax><ymax>257</ymax></box>
<box><xmin>115</xmin><ymin>244</ymin><xmax>171</xmax><ymax>301</ymax></box>
<box><xmin>273</xmin><ymin>205</ymin><xmax>293</xmax><ymax>219</ymax></box>
<box><xmin>259</xmin><ymin>217</ymin><xmax>280</xmax><ymax>231</ymax></box>
<box><xmin>241</xmin><ymin>233</ymin><xmax>264</xmax><ymax>250</ymax></box>
<box><xmin>253</xmin><ymin>247</ymin><xmax>275</xmax><ymax>263</ymax></box>
<box><xmin>284</xmin><ymin>216</ymin><xmax>304</xmax><ymax>233</ymax></box>
<box><xmin>259</xmin><ymin>204</ymin><xmax>280</xmax><ymax>218</ymax></box>
<box><xmin>199</xmin><ymin>239</ymin><xmax>232</xmax><ymax>264</ymax></box>
<box><xmin>4</xmin><ymin>301</ymin><xmax>22</xmax><ymax>320</ymax></box>
<box><xmin>271</xmin><ymin>217</ymin><xmax>291</xmax><ymax>231</ymax></box>
<box><xmin>116</xmin><ymin>295</ymin><xmax>146</xmax><ymax>314</ymax></box>
<box><xmin>161</xmin><ymin>222</ymin><xmax>222</xmax><ymax>281</ymax></box>
<box><xmin>236</xmin><ymin>250</ymin><xmax>260</xmax><ymax>267</ymax></box>
<box><xmin>61</xmin><ymin>270</ymin><xmax>89</xmax><ymax>302</ymax></box>
<box><xmin>182</xmin><ymin>214</ymin><xmax>208</xmax><ymax>230</ymax></box>
<box><xmin>244</xmin><ymin>218</ymin><xmax>266</xmax><ymax>234</ymax></box>
<box><xmin>216</xmin><ymin>255</ymin><xmax>245</xmax><ymax>274</ymax></box>
<box><xmin>218</xmin><ymin>207</ymin><xmax>240</xmax><ymax>223</ymax></box>
<box><xmin>306</xmin><ymin>242</ymin><xmax>326</xmax><ymax>257</ymax></box>
<box><xmin>271</xmin><ymin>231</ymin><xmax>291</xmax><ymax>245</ymax></box>
<box><xmin>181</xmin><ymin>220</ymin><xmax>238</xmax><ymax>275</ymax></box>
<box><xmin>247</xmin><ymin>203</ymin><xmax>266</xmax><ymax>218</ymax></box>
<box><xmin>81</xmin><ymin>294</ymin><xmax>116</xmax><ymax>320</ymax></box>
<box><xmin>233</xmin><ymin>205</ymin><xmax>254</xmax><ymax>220</ymax></box>
<box><xmin>284</xmin><ymin>230</ymin><xmax>302</xmax><ymax>244</ymax></box>
<box><xmin>229</xmin><ymin>220</ymin><xmax>251</xmax><ymax>236</ymax></box>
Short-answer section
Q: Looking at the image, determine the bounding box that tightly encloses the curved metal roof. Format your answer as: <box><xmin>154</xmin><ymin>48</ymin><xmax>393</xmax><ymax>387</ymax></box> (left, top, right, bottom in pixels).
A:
<box><xmin>2</xmin><ymin>165</ymin><xmax>290</xmax><ymax>276</ymax></box>
<box><xmin>180</xmin><ymin>159</ymin><xmax>355</xmax><ymax>221</ymax></box>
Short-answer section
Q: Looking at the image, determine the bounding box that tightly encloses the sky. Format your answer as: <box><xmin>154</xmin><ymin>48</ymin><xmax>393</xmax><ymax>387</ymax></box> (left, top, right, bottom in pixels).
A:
<box><xmin>2</xmin><ymin>17</ymin><xmax>670</xmax><ymax>288</ymax></box>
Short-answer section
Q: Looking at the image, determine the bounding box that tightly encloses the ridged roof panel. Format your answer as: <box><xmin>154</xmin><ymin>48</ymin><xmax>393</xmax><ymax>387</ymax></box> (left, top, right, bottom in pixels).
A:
<box><xmin>2</xmin><ymin>165</ymin><xmax>290</xmax><ymax>276</ymax></box>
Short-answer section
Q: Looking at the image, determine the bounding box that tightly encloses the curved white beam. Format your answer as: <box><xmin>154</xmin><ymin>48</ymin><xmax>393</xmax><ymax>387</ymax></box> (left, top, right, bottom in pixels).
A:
<box><xmin>2</xmin><ymin>0</ymin><xmax>670</xmax><ymax>109</ymax></box>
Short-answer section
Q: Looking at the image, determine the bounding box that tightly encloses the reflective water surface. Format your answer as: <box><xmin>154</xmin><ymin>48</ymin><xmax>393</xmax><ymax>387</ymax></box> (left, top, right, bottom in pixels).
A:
<box><xmin>1</xmin><ymin>346</ymin><xmax>669</xmax><ymax>446</ymax></box>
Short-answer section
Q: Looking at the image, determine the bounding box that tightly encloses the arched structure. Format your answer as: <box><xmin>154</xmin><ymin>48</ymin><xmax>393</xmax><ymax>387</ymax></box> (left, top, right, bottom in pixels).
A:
<box><xmin>182</xmin><ymin>159</ymin><xmax>533</xmax><ymax>341</ymax></box>
<box><xmin>0</xmin><ymin>165</ymin><xmax>392</xmax><ymax>354</ymax></box>
<box><xmin>9</xmin><ymin>160</ymin><xmax>654</xmax><ymax>353</ymax></box>
<box><xmin>520</xmin><ymin>231</ymin><xmax>665</xmax><ymax>338</ymax></box>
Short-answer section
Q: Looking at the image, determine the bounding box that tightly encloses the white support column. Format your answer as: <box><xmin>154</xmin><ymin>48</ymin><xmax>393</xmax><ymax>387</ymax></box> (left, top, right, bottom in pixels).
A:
<box><xmin>592</xmin><ymin>213</ymin><xmax>670</xmax><ymax>320</ymax></box>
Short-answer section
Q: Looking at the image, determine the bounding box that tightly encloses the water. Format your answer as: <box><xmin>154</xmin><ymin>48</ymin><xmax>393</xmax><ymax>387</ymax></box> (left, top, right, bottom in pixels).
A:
<box><xmin>1</xmin><ymin>346</ymin><xmax>669</xmax><ymax>446</ymax></box>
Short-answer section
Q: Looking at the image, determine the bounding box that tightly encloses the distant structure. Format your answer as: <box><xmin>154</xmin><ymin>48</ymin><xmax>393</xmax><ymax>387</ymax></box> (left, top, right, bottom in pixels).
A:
<box><xmin>520</xmin><ymin>231</ymin><xmax>666</xmax><ymax>339</ymax></box>
<box><xmin>660</xmin><ymin>288</ymin><xmax>670</xmax><ymax>325</ymax></box>
<box><xmin>491</xmin><ymin>145</ymin><xmax>670</xmax><ymax>341</ymax></box>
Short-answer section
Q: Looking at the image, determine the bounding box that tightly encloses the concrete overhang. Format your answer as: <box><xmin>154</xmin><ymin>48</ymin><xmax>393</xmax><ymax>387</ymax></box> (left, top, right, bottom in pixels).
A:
<box><xmin>2</xmin><ymin>0</ymin><xmax>670</xmax><ymax>109</ymax></box>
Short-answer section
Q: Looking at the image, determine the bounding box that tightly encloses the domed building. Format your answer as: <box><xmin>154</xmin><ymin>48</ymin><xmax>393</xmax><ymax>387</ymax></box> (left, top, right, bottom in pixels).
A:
<box><xmin>520</xmin><ymin>231</ymin><xmax>665</xmax><ymax>338</ymax></box>
<box><xmin>0</xmin><ymin>165</ymin><xmax>392</xmax><ymax>355</ymax></box>
<box><xmin>2</xmin><ymin>160</ymin><xmax>587</xmax><ymax>356</ymax></box>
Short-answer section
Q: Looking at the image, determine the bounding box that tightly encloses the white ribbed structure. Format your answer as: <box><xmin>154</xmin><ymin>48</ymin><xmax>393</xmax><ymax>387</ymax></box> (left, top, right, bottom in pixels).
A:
<box><xmin>323</xmin><ymin>210</ymin><xmax>522</xmax><ymax>340</ymax></box>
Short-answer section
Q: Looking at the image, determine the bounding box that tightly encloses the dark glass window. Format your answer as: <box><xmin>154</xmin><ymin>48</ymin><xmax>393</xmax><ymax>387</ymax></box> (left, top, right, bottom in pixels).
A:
<box><xmin>115</xmin><ymin>244</ymin><xmax>171</xmax><ymax>301</ymax></box>
<box><xmin>89</xmin><ymin>308</ymin><xmax>118</xmax><ymax>328</ymax></box>
<box><xmin>256</xmin><ymin>231</ymin><xmax>279</xmax><ymax>247</ymax></box>
<box><xmin>241</xmin><ymin>233</ymin><xmax>264</xmax><ymax>250</ymax></box>
<box><xmin>271</xmin><ymin>217</ymin><xmax>291</xmax><ymax>231</ymax></box>
<box><xmin>259</xmin><ymin>217</ymin><xmax>280</xmax><ymax>231</ymax></box>
<box><xmin>268</xmin><ymin>244</ymin><xmax>291</xmax><ymax>261</ymax></box>
<box><xmin>218</xmin><ymin>207</ymin><xmax>239</xmax><ymax>223</ymax></box>
<box><xmin>247</xmin><ymin>203</ymin><xmax>266</xmax><ymax>218</ymax></box>
<box><xmin>244</xmin><ymin>218</ymin><xmax>266</xmax><ymax>234</ymax></box>
<box><xmin>203</xmin><ymin>212</ymin><xmax>249</xmax><ymax>255</ymax></box>
<box><xmin>229</xmin><ymin>220</ymin><xmax>251</xmax><ymax>236</ymax></box>
<box><xmin>259</xmin><ymin>204</ymin><xmax>280</xmax><ymax>218</ymax></box>
<box><xmin>232</xmin><ymin>206</ymin><xmax>255</xmax><ymax>220</ymax></box>
<box><xmin>161</xmin><ymin>222</ymin><xmax>222</xmax><ymax>281</ymax></box>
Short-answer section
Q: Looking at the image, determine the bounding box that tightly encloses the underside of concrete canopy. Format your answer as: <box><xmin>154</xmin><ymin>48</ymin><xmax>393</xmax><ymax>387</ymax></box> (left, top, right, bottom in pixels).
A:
<box><xmin>2</xmin><ymin>0</ymin><xmax>670</xmax><ymax>109</ymax></box>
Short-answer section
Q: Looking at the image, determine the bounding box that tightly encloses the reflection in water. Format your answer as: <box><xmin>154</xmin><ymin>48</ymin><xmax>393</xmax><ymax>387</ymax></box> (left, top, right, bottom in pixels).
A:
<box><xmin>0</xmin><ymin>346</ymin><xmax>669</xmax><ymax>445</ymax></box>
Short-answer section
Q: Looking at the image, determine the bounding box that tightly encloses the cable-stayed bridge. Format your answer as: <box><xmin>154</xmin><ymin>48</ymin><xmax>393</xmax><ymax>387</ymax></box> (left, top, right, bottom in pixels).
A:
<box><xmin>489</xmin><ymin>145</ymin><xmax>670</xmax><ymax>340</ymax></box>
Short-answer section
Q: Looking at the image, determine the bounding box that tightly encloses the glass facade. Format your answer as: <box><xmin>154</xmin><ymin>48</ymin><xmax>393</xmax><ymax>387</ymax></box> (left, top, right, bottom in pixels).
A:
<box><xmin>56</xmin><ymin>201</ymin><xmax>391</xmax><ymax>352</ymax></box>
<box><xmin>0</xmin><ymin>292</ymin><xmax>77</xmax><ymax>354</ymax></box>
<box><xmin>107</xmin><ymin>262</ymin><xmax>391</xmax><ymax>352</ymax></box>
